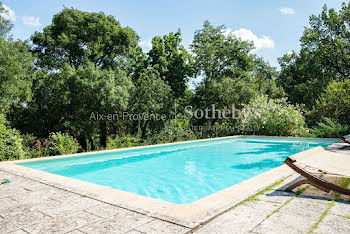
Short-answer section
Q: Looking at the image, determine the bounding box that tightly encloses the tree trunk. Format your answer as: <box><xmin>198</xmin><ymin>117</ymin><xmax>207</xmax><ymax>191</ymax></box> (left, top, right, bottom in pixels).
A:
<box><xmin>79</xmin><ymin>135</ymin><xmax>87</xmax><ymax>150</ymax></box>
<box><xmin>100</xmin><ymin>121</ymin><xmax>107</xmax><ymax>148</ymax></box>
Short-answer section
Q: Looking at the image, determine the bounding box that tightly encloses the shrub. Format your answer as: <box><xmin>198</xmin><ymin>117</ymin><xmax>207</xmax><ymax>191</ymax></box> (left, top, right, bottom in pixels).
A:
<box><xmin>22</xmin><ymin>134</ymin><xmax>51</xmax><ymax>158</ymax></box>
<box><xmin>310</xmin><ymin>118</ymin><xmax>350</xmax><ymax>138</ymax></box>
<box><xmin>0</xmin><ymin>119</ymin><xmax>25</xmax><ymax>161</ymax></box>
<box><xmin>106</xmin><ymin>135</ymin><xmax>141</xmax><ymax>149</ymax></box>
<box><xmin>147</xmin><ymin>117</ymin><xmax>197</xmax><ymax>144</ymax></box>
<box><xmin>48</xmin><ymin>132</ymin><xmax>81</xmax><ymax>156</ymax></box>
<box><xmin>308</xmin><ymin>80</ymin><xmax>350</xmax><ymax>125</ymax></box>
<box><xmin>238</xmin><ymin>95</ymin><xmax>308</xmax><ymax>136</ymax></box>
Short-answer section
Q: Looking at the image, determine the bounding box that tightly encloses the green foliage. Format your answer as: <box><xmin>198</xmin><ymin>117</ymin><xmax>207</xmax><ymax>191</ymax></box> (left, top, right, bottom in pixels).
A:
<box><xmin>146</xmin><ymin>117</ymin><xmax>197</xmax><ymax>144</ymax></box>
<box><xmin>48</xmin><ymin>132</ymin><xmax>81</xmax><ymax>156</ymax></box>
<box><xmin>301</xmin><ymin>3</ymin><xmax>350</xmax><ymax>79</ymax></box>
<box><xmin>278</xmin><ymin>3</ymin><xmax>350</xmax><ymax>109</ymax></box>
<box><xmin>191</xmin><ymin>21</ymin><xmax>254</xmax><ymax>84</ymax></box>
<box><xmin>0</xmin><ymin>2</ymin><xmax>13</xmax><ymax>38</ymax></box>
<box><xmin>192</xmin><ymin>77</ymin><xmax>258</xmax><ymax>112</ymax></box>
<box><xmin>252</xmin><ymin>56</ymin><xmax>285</xmax><ymax>99</ymax></box>
<box><xmin>106</xmin><ymin>135</ymin><xmax>141</xmax><ymax>149</ymax></box>
<box><xmin>131</xmin><ymin>68</ymin><xmax>172</xmax><ymax>114</ymax></box>
<box><xmin>308</xmin><ymin>80</ymin><xmax>350</xmax><ymax>125</ymax></box>
<box><xmin>31</xmin><ymin>7</ymin><xmax>140</xmax><ymax>71</ymax></box>
<box><xmin>22</xmin><ymin>135</ymin><xmax>51</xmax><ymax>159</ymax></box>
<box><xmin>11</xmin><ymin>64</ymin><xmax>133</xmax><ymax>149</ymax></box>
<box><xmin>148</xmin><ymin>30</ymin><xmax>194</xmax><ymax>98</ymax></box>
<box><xmin>0</xmin><ymin>117</ymin><xmax>25</xmax><ymax>161</ymax></box>
<box><xmin>130</xmin><ymin>68</ymin><xmax>172</xmax><ymax>137</ymax></box>
<box><xmin>0</xmin><ymin>39</ymin><xmax>35</xmax><ymax>113</ymax></box>
<box><xmin>239</xmin><ymin>95</ymin><xmax>307</xmax><ymax>136</ymax></box>
<box><xmin>277</xmin><ymin>50</ymin><xmax>332</xmax><ymax>108</ymax></box>
<box><xmin>310</xmin><ymin>118</ymin><xmax>350</xmax><ymax>138</ymax></box>
<box><xmin>3</xmin><ymin>4</ymin><xmax>350</xmax><ymax>161</ymax></box>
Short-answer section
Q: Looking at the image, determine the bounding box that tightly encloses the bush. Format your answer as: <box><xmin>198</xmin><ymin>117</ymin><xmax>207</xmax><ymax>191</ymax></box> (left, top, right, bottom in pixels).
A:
<box><xmin>22</xmin><ymin>134</ymin><xmax>51</xmax><ymax>158</ymax></box>
<box><xmin>308</xmin><ymin>80</ymin><xmax>350</xmax><ymax>125</ymax></box>
<box><xmin>238</xmin><ymin>95</ymin><xmax>308</xmax><ymax>136</ymax></box>
<box><xmin>48</xmin><ymin>132</ymin><xmax>81</xmax><ymax>156</ymax></box>
<box><xmin>106</xmin><ymin>135</ymin><xmax>141</xmax><ymax>149</ymax></box>
<box><xmin>0</xmin><ymin>119</ymin><xmax>25</xmax><ymax>161</ymax></box>
<box><xmin>147</xmin><ymin>117</ymin><xmax>197</xmax><ymax>144</ymax></box>
<box><xmin>310</xmin><ymin>118</ymin><xmax>350</xmax><ymax>138</ymax></box>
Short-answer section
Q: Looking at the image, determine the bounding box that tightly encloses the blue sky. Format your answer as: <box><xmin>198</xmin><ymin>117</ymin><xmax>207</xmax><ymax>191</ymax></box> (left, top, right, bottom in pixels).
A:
<box><xmin>1</xmin><ymin>0</ymin><xmax>345</xmax><ymax>68</ymax></box>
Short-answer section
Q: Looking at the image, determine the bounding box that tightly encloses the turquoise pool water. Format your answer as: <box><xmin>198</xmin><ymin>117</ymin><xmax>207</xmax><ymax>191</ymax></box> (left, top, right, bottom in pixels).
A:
<box><xmin>18</xmin><ymin>136</ymin><xmax>336</xmax><ymax>204</ymax></box>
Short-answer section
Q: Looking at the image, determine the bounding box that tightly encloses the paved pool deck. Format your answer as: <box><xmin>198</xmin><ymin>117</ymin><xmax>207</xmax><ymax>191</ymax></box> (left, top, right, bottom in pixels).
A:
<box><xmin>0</xmin><ymin>142</ymin><xmax>349</xmax><ymax>233</ymax></box>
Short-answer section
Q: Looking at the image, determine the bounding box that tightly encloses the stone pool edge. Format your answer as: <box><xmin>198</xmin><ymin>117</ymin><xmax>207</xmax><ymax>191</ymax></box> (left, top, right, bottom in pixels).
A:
<box><xmin>0</xmin><ymin>143</ymin><xmax>327</xmax><ymax>228</ymax></box>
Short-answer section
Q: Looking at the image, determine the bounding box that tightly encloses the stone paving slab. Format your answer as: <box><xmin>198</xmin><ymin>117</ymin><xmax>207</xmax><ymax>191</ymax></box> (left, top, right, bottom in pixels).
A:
<box><xmin>252</xmin><ymin>212</ymin><xmax>315</xmax><ymax>234</ymax></box>
<box><xmin>135</xmin><ymin>219</ymin><xmax>190</xmax><ymax>234</ymax></box>
<box><xmin>256</xmin><ymin>190</ymin><xmax>294</xmax><ymax>204</ymax></box>
<box><xmin>329</xmin><ymin>200</ymin><xmax>350</xmax><ymax>217</ymax></box>
<box><xmin>79</xmin><ymin>211</ymin><xmax>153</xmax><ymax>233</ymax></box>
<box><xmin>278</xmin><ymin>197</ymin><xmax>329</xmax><ymax>221</ymax></box>
<box><xmin>23</xmin><ymin>211</ymin><xmax>102</xmax><ymax>234</ymax></box>
<box><xmin>195</xmin><ymin>200</ymin><xmax>279</xmax><ymax>233</ymax></box>
<box><xmin>314</xmin><ymin>214</ymin><xmax>350</xmax><ymax>234</ymax></box>
<box><xmin>8</xmin><ymin>229</ymin><xmax>29</xmax><ymax>234</ymax></box>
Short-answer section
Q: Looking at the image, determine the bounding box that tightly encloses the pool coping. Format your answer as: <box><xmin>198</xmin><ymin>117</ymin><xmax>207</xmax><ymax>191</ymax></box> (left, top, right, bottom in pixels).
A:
<box><xmin>0</xmin><ymin>137</ymin><xmax>335</xmax><ymax>228</ymax></box>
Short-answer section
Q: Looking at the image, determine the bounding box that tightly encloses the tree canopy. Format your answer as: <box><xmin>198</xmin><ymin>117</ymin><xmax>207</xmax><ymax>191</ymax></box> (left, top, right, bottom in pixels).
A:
<box><xmin>148</xmin><ymin>30</ymin><xmax>194</xmax><ymax>98</ymax></box>
<box><xmin>31</xmin><ymin>8</ymin><xmax>140</xmax><ymax>71</ymax></box>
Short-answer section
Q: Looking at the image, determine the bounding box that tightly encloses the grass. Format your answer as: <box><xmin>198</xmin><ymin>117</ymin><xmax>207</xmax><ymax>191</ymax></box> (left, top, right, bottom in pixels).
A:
<box><xmin>333</xmin><ymin>177</ymin><xmax>350</xmax><ymax>200</ymax></box>
<box><xmin>308</xmin><ymin>201</ymin><xmax>335</xmax><ymax>234</ymax></box>
<box><xmin>296</xmin><ymin>185</ymin><xmax>309</xmax><ymax>195</ymax></box>
<box><xmin>241</xmin><ymin>178</ymin><xmax>285</xmax><ymax>204</ymax></box>
<box><xmin>266</xmin><ymin>196</ymin><xmax>295</xmax><ymax>219</ymax></box>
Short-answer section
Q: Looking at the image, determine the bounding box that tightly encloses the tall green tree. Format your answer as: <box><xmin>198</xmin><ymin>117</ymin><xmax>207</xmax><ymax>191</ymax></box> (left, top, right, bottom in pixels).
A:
<box><xmin>191</xmin><ymin>21</ymin><xmax>254</xmax><ymax>85</ymax></box>
<box><xmin>29</xmin><ymin>8</ymin><xmax>141</xmax><ymax>147</ymax></box>
<box><xmin>0</xmin><ymin>2</ymin><xmax>12</xmax><ymax>39</ymax></box>
<box><xmin>148</xmin><ymin>30</ymin><xmax>194</xmax><ymax>98</ymax></box>
<box><xmin>301</xmin><ymin>3</ymin><xmax>350</xmax><ymax>79</ymax></box>
<box><xmin>130</xmin><ymin>68</ymin><xmax>172</xmax><ymax>138</ymax></box>
<box><xmin>11</xmin><ymin>65</ymin><xmax>133</xmax><ymax>149</ymax></box>
<box><xmin>31</xmin><ymin>8</ymin><xmax>140</xmax><ymax>71</ymax></box>
<box><xmin>277</xmin><ymin>49</ymin><xmax>332</xmax><ymax>108</ymax></box>
<box><xmin>278</xmin><ymin>3</ymin><xmax>350</xmax><ymax>110</ymax></box>
<box><xmin>0</xmin><ymin>40</ymin><xmax>35</xmax><ymax>113</ymax></box>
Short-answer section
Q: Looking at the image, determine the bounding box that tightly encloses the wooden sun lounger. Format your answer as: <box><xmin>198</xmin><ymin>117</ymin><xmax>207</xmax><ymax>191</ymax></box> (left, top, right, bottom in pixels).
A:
<box><xmin>284</xmin><ymin>157</ymin><xmax>350</xmax><ymax>196</ymax></box>
<box><xmin>341</xmin><ymin>135</ymin><xmax>350</xmax><ymax>144</ymax></box>
<box><xmin>340</xmin><ymin>135</ymin><xmax>350</xmax><ymax>149</ymax></box>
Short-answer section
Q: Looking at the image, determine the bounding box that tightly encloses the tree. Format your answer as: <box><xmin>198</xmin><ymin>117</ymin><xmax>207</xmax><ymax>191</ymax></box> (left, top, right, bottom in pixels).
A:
<box><xmin>148</xmin><ymin>30</ymin><xmax>194</xmax><ymax>98</ymax></box>
<box><xmin>0</xmin><ymin>39</ymin><xmax>35</xmax><ymax>113</ymax></box>
<box><xmin>31</xmin><ymin>8</ymin><xmax>140</xmax><ymax>71</ymax></box>
<box><xmin>278</xmin><ymin>3</ymin><xmax>350</xmax><ymax>109</ymax></box>
<box><xmin>192</xmin><ymin>77</ymin><xmax>257</xmax><ymax>111</ymax></box>
<box><xmin>10</xmin><ymin>65</ymin><xmax>133</xmax><ymax>149</ymax></box>
<box><xmin>301</xmin><ymin>3</ymin><xmax>350</xmax><ymax>79</ymax></box>
<box><xmin>277</xmin><ymin>49</ymin><xmax>332</xmax><ymax>108</ymax></box>
<box><xmin>308</xmin><ymin>79</ymin><xmax>350</xmax><ymax>125</ymax></box>
<box><xmin>0</xmin><ymin>2</ymin><xmax>13</xmax><ymax>39</ymax></box>
<box><xmin>191</xmin><ymin>21</ymin><xmax>254</xmax><ymax>85</ymax></box>
<box><xmin>130</xmin><ymin>68</ymin><xmax>172</xmax><ymax>138</ymax></box>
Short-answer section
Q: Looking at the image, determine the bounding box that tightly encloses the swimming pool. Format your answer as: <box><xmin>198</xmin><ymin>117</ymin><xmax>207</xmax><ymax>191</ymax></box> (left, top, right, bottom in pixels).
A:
<box><xmin>18</xmin><ymin>136</ymin><xmax>336</xmax><ymax>204</ymax></box>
